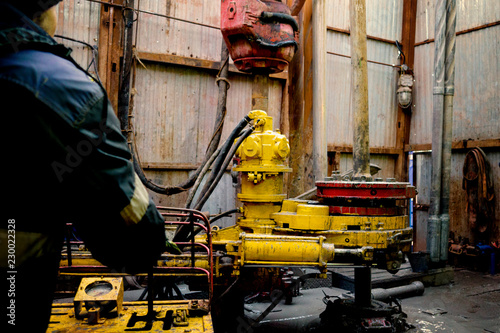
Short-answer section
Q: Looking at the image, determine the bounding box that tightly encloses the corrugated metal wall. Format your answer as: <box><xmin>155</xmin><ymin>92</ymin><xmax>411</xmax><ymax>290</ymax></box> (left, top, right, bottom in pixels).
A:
<box><xmin>325</xmin><ymin>0</ymin><xmax>403</xmax><ymax>180</ymax></box>
<box><xmin>54</xmin><ymin>0</ymin><xmax>499</xmax><ymax>242</ymax></box>
<box><xmin>53</xmin><ymin>0</ymin><xmax>284</xmax><ymax>227</ymax></box>
<box><xmin>411</xmin><ymin>0</ymin><xmax>500</xmax><ymax>249</ymax></box>
<box><xmin>133</xmin><ymin>63</ymin><xmax>283</xmax><ymax>224</ymax></box>
<box><xmin>135</xmin><ymin>0</ymin><xmax>221</xmax><ymax>61</ymax></box>
<box><xmin>54</xmin><ymin>0</ymin><xmax>409</xmax><ymax>220</ymax></box>
<box><xmin>412</xmin><ymin>0</ymin><xmax>500</xmax><ymax>145</ymax></box>
<box><xmin>55</xmin><ymin>0</ymin><xmax>101</xmax><ymax>76</ymax></box>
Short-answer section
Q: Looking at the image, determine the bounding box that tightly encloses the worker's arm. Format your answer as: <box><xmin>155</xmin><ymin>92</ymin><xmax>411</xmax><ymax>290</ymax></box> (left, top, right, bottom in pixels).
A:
<box><xmin>62</xmin><ymin>94</ymin><xmax>175</xmax><ymax>273</ymax></box>
<box><xmin>2</xmin><ymin>48</ymin><xmax>174</xmax><ymax>273</ymax></box>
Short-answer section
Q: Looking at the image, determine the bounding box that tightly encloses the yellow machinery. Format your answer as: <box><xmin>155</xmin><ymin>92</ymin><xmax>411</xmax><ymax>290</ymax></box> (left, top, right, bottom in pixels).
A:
<box><xmin>49</xmin><ymin>110</ymin><xmax>413</xmax><ymax>332</ymax></box>
<box><xmin>197</xmin><ymin>110</ymin><xmax>413</xmax><ymax>277</ymax></box>
<box><xmin>50</xmin><ymin>209</ymin><xmax>215</xmax><ymax>332</ymax></box>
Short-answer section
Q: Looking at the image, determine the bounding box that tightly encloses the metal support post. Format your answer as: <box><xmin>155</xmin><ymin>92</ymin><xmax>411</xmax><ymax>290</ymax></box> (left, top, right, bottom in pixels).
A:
<box><xmin>440</xmin><ymin>0</ymin><xmax>456</xmax><ymax>262</ymax></box>
<box><xmin>428</xmin><ymin>0</ymin><xmax>447</xmax><ymax>263</ymax></box>
<box><xmin>354</xmin><ymin>266</ymin><xmax>372</xmax><ymax>307</ymax></box>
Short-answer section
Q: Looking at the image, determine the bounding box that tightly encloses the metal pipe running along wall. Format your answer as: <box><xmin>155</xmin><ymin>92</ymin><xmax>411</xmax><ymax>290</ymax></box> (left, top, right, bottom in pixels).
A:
<box><xmin>439</xmin><ymin>0</ymin><xmax>456</xmax><ymax>262</ymax></box>
<box><xmin>428</xmin><ymin>0</ymin><xmax>456</xmax><ymax>263</ymax></box>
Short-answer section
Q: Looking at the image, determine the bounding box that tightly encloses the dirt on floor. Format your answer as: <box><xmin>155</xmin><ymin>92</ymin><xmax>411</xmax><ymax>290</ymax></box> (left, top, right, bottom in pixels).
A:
<box><xmin>403</xmin><ymin>268</ymin><xmax>500</xmax><ymax>333</ymax></box>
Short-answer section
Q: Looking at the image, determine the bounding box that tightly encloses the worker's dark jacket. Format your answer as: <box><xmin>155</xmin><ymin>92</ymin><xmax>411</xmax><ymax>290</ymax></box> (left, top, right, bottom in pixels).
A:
<box><xmin>0</xmin><ymin>4</ymin><xmax>166</xmax><ymax>331</ymax></box>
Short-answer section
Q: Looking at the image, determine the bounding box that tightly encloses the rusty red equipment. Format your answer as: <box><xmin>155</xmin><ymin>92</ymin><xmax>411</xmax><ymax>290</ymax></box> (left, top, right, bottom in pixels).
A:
<box><xmin>220</xmin><ymin>0</ymin><xmax>299</xmax><ymax>74</ymax></box>
<box><xmin>316</xmin><ymin>179</ymin><xmax>416</xmax><ymax>217</ymax></box>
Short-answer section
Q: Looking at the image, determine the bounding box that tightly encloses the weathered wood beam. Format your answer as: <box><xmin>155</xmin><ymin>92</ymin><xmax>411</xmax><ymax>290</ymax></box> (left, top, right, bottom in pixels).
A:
<box><xmin>98</xmin><ymin>1</ymin><xmax>124</xmax><ymax>113</ymax></box>
<box><xmin>141</xmin><ymin>162</ymin><xmax>232</xmax><ymax>171</ymax></box>
<box><xmin>327</xmin><ymin>26</ymin><xmax>398</xmax><ymax>45</ymax></box>
<box><xmin>405</xmin><ymin>138</ymin><xmax>500</xmax><ymax>152</ymax></box>
<box><xmin>136</xmin><ymin>51</ymin><xmax>288</xmax><ymax>80</ymax></box>
<box><xmin>415</xmin><ymin>20</ymin><xmax>500</xmax><ymax>47</ymax></box>
<box><xmin>328</xmin><ymin>145</ymin><xmax>402</xmax><ymax>155</ymax></box>
<box><xmin>395</xmin><ymin>0</ymin><xmax>417</xmax><ymax>181</ymax></box>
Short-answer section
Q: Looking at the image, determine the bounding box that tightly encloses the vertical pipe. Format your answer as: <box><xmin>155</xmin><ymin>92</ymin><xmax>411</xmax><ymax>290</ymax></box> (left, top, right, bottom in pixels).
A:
<box><xmin>350</xmin><ymin>0</ymin><xmax>371</xmax><ymax>179</ymax></box>
<box><xmin>354</xmin><ymin>266</ymin><xmax>372</xmax><ymax>307</ymax></box>
<box><xmin>427</xmin><ymin>0</ymin><xmax>446</xmax><ymax>263</ymax></box>
<box><xmin>440</xmin><ymin>0</ymin><xmax>456</xmax><ymax>262</ymax></box>
<box><xmin>288</xmin><ymin>7</ymin><xmax>305</xmax><ymax>198</ymax></box>
<box><xmin>118</xmin><ymin>0</ymin><xmax>135</xmax><ymax>134</ymax></box>
<box><xmin>209</xmin><ymin>42</ymin><xmax>230</xmax><ymax>159</ymax></box>
<box><xmin>66</xmin><ymin>225</ymin><xmax>72</xmax><ymax>266</ymax></box>
<box><xmin>491</xmin><ymin>252</ymin><xmax>496</xmax><ymax>276</ymax></box>
<box><xmin>147</xmin><ymin>268</ymin><xmax>154</xmax><ymax>320</ymax></box>
<box><xmin>312</xmin><ymin>0</ymin><xmax>327</xmax><ymax>181</ymax></box>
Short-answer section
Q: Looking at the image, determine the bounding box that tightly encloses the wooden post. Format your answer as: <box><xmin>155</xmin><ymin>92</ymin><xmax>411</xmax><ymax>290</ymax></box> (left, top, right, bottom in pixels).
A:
<box><xmin>350</xmin><ymin>0</ymin><xmax>371</xmax><ymax>179</ymax></box>
<box><xmin>395</xmin><ymin>0</ymin><xmax>417</xmax><ymax>181</ymax></box>
<box><xmin>97</xmin><ymin>1</ymin><xmax>124</xmax><ymax>113</ymax></box>
<box><xmin>252</xmin><ymin>74</ymin><xmax>269</xmax><ymax>111</ymax></box>
<box><xmin>312</xmin><ymin>0</ymin><xmax>327</xmax><ymax>182</ymax></box>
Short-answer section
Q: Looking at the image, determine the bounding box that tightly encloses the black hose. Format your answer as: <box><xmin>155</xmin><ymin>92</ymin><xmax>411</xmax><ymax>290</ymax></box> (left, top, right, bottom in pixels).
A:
<box><xmin>194</xmin><ymin>127</ymin><xmax>254</xmax><ymax>212</ymax></box>
<box><xmin>185</xmin><ymin>147</ymin><xmax>222</xmax><ymax>209</ymax></box>
<box><xmin>256</xmin><ymin>38</ymin><xmax>298</xmax><ymax>51</ymax></box>
<box><xmin>190</xmin><ymin>116</ymin><xmax>251</xmax><ymax>206</ymax></box>
<box><xmin>210</xmin><ymin>209</ymin><xmax>240</xmax><ymax>224</ymax></box>
<box><xmin>173</xmin><ymin>116</ymin><xmax>252</xmax><ymax>241</ymax></box>
<box><xmin>260</xmin><ymin>12</ymin><xmax>299</xmax><ymax>31</ymax></box>
<box><xmin>182</xmin><ymin>128</ymin><xmax>254</xmax><ymax>240</ymax></box>
<box><xmin>133</xmin><ymin>114</ymin><xmax>251</xmax><ymax>196</ymax></box>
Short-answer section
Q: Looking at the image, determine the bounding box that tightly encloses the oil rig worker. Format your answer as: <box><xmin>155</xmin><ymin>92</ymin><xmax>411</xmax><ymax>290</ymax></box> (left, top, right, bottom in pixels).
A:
<box><xmin>0</xmin><ymin>1</ymin><xmax>179</xmax><ymax>331</ymax></box>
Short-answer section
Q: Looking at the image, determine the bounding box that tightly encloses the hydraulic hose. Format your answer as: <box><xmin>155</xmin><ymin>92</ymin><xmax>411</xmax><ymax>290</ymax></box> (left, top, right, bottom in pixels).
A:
<box><xmin>181</xmin><ymin>128</ymin><xmax>254</xmax><ymax>240</ymax></box>
<box><xmin>194</xmin><ymin>127</ymin><xmax>255</xmax><ymax>212</ymax></box>
<box><xmin>189</xmin><ymin>116</ymin><xmax>252</xmax><ymax>208</ymax></box>
<box><xmin>210</xmin><ymin>209</ymin><xmax>240</xmax><ymax>224</ymax></box>
<box><xmin>185</xmin><ymin>146</ymin><xmax>222</xmax><ymax>209</ymax></box>
<box><xmin>133</xmin><ymin>114</ymin><xmax>250</xmax><ymax>196</ymax></box>
<box><xmin>173</xmin><ymin>116</ymin><xmax>252</xmax><ymax>241</ymax></box>
<box><xmin>260</xmin><ymin>12</ymin><xmax>299</xmax><ymax>31</ymax></box>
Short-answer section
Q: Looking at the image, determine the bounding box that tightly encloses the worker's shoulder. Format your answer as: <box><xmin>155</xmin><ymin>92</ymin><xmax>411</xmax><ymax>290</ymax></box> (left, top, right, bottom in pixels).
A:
<box><xmin>0</xmin><ymin>49</ymin><xmax>105</xmax><ymax>126</ymax></box>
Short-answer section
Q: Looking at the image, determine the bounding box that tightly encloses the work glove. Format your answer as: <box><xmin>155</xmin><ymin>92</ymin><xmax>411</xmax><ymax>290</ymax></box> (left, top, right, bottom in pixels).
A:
<box><xmin>165</xmin><ymin>240</ymin><xmax>182</xmax><ymax>255</ymax></box>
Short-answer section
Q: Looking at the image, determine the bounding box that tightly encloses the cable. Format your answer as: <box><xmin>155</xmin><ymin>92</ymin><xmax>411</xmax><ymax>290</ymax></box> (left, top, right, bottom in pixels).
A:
<box><xmin>210</xmin><ymin>209</ymin><xmax>240</xmax><ymax>224</ymax></box>
<box><xmin>194</xmin><ymin>127</ymin><xmax>254</xmax><ymax>212</ymax></box>
<box><xmin>86</xmin><ymin>0</ymin><xmax>219</xmax><ymax>30</ymax></box>
<box><xmin>185</xmin><ymin>147</ymin><xmax>222</xmax><ymax>209</ymax></box>
<box><xmin>174</xmin><ymin>124</ymin><xmax>254</xmax><ymax>241</ymax></box>
<box><xmin>395</xmin><ymin>40</ymin><xmax>406</xmax><ymax>65</ymax></box>
<box><xmin>53</xmin><ymin>34</ymin><xmax>101</xmax><ymax>84</ymax></box>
